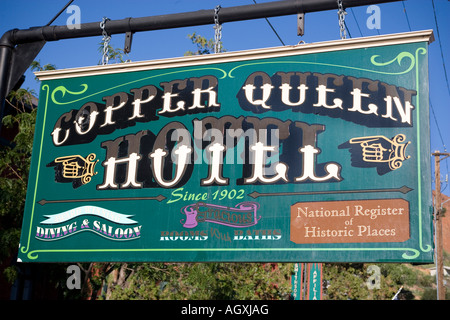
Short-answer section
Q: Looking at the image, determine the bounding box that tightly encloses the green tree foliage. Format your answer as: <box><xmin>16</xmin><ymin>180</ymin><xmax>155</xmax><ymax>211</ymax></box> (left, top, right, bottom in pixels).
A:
<box><xmin>30</xmin><ymin>60</ymin><xmax>56</xmax><ymax>80</ymax></box>
<box><xmin>184</xmin><ymin>32</ymin><xmax>225</xmax><ymax>56</ymax></box>
<box><xmin>1</xmin><ymin>61</ymin><xmax>55</xmax><ymax>268</ymax></box>
<box><xmin>0</xmin><ymin>62</ymin><xmax>76</xmax><ymax>294</ymax></box>
<box><xmin>101</xmin><ymin>263</ymin><xmax>292</xmax><ymax>300</ymax></box>
<box><xmin>323</xmin><ymin>263</ymin><xmax>435</xmax><ymax>300</ymax></box>
<box><xmin>0</xmin><ymin>89</ymin><xmax>37</xmax><ymax>282</ymax></box>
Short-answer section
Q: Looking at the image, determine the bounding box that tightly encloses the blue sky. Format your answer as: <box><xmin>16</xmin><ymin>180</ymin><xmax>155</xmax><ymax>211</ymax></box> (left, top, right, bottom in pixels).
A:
<box><xmin>1</xmin><ymin>0</ymin><xmax>449</xmax><ymax>195</ymax></box>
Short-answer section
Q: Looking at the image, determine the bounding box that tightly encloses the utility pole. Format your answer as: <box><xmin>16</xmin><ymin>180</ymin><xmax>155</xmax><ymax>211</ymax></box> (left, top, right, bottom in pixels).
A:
<box><xmin>433</xmin><ymin>151</ymin><xmax>450</xmax><ymax>300</ymax></box>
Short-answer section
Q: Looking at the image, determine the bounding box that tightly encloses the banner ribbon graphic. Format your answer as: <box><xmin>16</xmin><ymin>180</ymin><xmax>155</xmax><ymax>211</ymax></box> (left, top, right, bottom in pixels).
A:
<box><xmin>41</xmin><ymin>205</ymin><xmax>137</xmax><ymax>224</ymax></box>
<box><xmin>181</xmin><ymin>202</ymin><xmax>261</xmax><ymax>228</ymax></box>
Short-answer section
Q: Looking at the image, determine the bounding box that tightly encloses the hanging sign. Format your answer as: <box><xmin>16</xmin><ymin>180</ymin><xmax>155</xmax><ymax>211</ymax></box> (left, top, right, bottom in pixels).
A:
<box><xmin>18</xmin><ymin>30</ymin><xmax>434</xmax><ymax>263</ymax></box>
<box><xmin>291</xmin><ymin>263</ymin><xmax>304</xmax><ymax>300</ymax></box>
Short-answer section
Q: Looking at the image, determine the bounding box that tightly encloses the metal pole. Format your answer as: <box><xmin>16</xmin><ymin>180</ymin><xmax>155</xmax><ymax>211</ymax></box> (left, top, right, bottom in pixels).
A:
<box><xmin>433</xmin><ymin>152</ymin><xmax>450</xmax><ymax>300</ymax></box>
<box><xmin>0</xmin><ymin>43</ymin><xmax>13</xmax><ymax>133</ymax></box>
<box><xmin>2</xmin><ymin>0</ymin><xmax>402</xmax><ymax>45</ymax></box>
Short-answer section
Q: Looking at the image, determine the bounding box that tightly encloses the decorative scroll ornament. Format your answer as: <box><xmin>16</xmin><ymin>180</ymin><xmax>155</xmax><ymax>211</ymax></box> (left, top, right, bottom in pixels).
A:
<box><xmin>349</xmin><ymin>134</ymin><xmax>410</xmax><ymax>171</ymax></box>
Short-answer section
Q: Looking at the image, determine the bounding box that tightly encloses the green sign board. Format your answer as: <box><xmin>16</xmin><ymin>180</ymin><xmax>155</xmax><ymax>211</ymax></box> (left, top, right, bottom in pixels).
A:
<box><xmin>18</xmin><ymin>30</ymin><xmax>434</xmax><ymax>263</ymax></box>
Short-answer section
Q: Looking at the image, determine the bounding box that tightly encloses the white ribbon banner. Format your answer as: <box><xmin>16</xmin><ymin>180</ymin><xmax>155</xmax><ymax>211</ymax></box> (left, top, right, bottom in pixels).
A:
<box><xmin>41</xmin><ymin>205</ymin><xmax>137</xmax><ymax>225</ymax></box>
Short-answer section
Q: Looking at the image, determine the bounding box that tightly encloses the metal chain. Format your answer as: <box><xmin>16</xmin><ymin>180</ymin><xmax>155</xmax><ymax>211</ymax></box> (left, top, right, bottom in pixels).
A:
<box><xmin>100</xmin><ymin>17</ymin><xmax>111</xmax><ymax>65</ymax></box>
<box><xmin>213</xmin><ymin>5</ymin><xmax>222</xmax><ymax>54</ymax></box>
<box><xmin>337</xmin><ymin>0</ymin><xmax>347</xmax><ymax>39</ymax></box>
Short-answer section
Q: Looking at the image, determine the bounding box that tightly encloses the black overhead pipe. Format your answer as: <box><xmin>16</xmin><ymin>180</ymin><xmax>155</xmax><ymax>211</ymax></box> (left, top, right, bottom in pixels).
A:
<box><xmin>1</xmin><ymin>0</ymin><xmax>399</xmax><ymax>45</ymax></box>
<box><xmin>0</xmin><ymin>0</ymin><xmax>401</xmax><ymax>134</ymax></box>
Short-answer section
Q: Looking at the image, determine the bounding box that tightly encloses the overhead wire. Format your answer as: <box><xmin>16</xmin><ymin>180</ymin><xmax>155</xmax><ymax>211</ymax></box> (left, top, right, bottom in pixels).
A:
<box><xmin>383</xmin><ymin>1</ymin><xmax>449</xmax><ymax>188</ymax></box>
<box><xmin>344</xmin><ymin>23</ymin><xmax>352</xmax><ymax>39</ymax></box>
<box><xmin>401</xmin><ymin>1</ymin><xmax>412</xmax><ymax>31</ymax></box>
<box><xmin>251</xmin><ymin>0</ymin><xmax>285</xmax><ymax>46</ymax></box>
<box><xmin>403</xmin><ymin>1</ymin><xmax>448</xmax><ymax>151</ymax></box>
<box><xmin>46</xmin><ymin>0</ymin><xmax>75</xmax><ymax>26</ymax></box>
<box><xmin>407</xmin><ymin>0</ymin><xmax>450</xmax><ymax>185</ymax></box>
<box><xmin>431</xmin><ymin>0</ymin><xmax>450</xmax><ymax>98</ymax></box>
<box><xmin>429</xmin><ymin>0</ymin><xmax>450</xmax><ymax>185</ymax></box>
<box><xmin>349</xmin><ymin>8</ymin><xmax>363</xmax><ymax>37</ymax></box>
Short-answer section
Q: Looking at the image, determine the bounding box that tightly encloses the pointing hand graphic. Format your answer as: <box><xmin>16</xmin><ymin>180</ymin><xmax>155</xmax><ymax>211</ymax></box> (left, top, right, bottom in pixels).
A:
<box><xmin>349</xmin><ymin>134</ymin><xmax>410</xmax><ymax>171</ymax></box>
<box><xmin>53</xmin><ymin>153</ymin><xmax>98</xmax><ymax>186</ymax></box>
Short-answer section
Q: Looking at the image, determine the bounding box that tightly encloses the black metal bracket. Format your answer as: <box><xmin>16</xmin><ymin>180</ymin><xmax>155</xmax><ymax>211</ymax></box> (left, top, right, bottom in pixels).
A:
<box><xmin>7</xmin><ymin>40</ymin><xmax>46</xmax><ymax>95</ymax></box>
<box><xmin>297</xmin><ymin>13</ymin><xmax>305</xmax><ymax>36</ymax></box>
<box><xmin>124</xmin><ymin>31</ymin><xmax>133</xmax><ymax>54</ymax></box>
